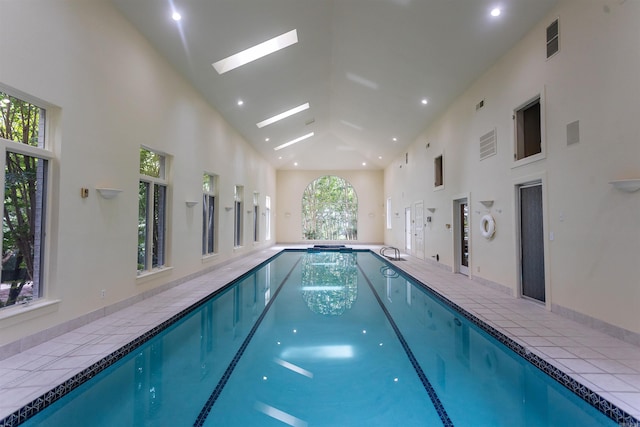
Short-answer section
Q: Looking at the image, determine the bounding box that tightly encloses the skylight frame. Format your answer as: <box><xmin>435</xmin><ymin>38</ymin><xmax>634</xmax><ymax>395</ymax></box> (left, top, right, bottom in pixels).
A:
<box><xmin>273</xmin><ymin>132</ymin><xmax>314</xmax><ymax>151</ymax></box>
<box><xmin>257</xmin><ymin>102</ymin><xmax>310</xmax><ymax>128</ymax></box>
<box><xmin>212</xmin><ymin>29</ymin><xmax>298</xmax><ymax>74</ymax></box>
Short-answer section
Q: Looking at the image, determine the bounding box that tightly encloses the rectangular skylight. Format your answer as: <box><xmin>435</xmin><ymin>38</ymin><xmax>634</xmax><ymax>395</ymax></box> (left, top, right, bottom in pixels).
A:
<box><xmin>273</xmin><ymin>132</ymin><xmax>314</xmax><ymax>151</ymax></box>
<box><xmin>256</xmin><ymin>102</ymin><xmax>309</xmax><ymax>128</ymax></box>
<box><xmin>212</xmin><ymin>29</ymin><xmax>298</xmax><ymax>74</ymax></box>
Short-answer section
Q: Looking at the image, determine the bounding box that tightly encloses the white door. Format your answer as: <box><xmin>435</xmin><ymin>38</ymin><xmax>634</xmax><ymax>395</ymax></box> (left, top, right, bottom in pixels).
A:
<box><xmin>414</xmin><ymin>201</ymin><xmax>425</xmax><ymax>259</ymax></box>
<box><xmin>405</xmin><ymin>207</ymin><xmax>412</xmax><ymax>253</ymax></box>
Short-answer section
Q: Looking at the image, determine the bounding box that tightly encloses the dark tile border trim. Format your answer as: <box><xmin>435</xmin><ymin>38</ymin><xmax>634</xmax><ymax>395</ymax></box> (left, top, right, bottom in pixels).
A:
<box><xmin>373</xmin><ymin>252</ymin><xmax>639</xmax><ymax>427</ymax></box>
<box><xmin>357</xmin><ymin>261</ymin><xmax>453</xmax><ymax>426</ymax></box>
<box><xmin>193</xmin><ymin>256</ymin><xmax>302</xmax><ymax>426</ymax></box>
<box><xmin>0</xmin><ymin>253</ymin><xmax>285</xmax><ymax>427</ymax></box>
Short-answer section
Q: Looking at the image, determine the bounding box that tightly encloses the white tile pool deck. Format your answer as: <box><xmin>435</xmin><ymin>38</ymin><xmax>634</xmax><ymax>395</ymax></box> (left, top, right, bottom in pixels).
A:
<box><xmin>0</xmin><ymin>245</ymin><xmax>639</xmax><ymax>423</ymax></box>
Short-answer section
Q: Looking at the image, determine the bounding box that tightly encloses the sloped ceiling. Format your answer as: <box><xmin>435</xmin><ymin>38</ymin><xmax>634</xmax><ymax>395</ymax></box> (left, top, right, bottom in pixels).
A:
<box><xmin>110</xmin><ymin>0</ymin><xmax>559</xmax><ymax>170</ymax></box>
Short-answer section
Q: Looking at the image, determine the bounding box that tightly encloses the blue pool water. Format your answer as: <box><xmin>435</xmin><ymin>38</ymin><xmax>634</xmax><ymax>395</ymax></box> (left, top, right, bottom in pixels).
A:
<box><xmin>21</xmin><ymin>250</ymin><xmax>618</xmax><ymax>426</ymax></box>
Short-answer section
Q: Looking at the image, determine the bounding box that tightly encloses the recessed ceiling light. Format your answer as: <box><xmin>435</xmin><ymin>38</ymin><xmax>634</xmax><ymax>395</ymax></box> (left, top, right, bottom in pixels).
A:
<box><xmin>274</xmin><ymin>132</ymin><xmax>314</xmax><ymax>151</ymax></box>
<box><xmin>491</xmin><ymin>8</ymin><xmax>501</xmax><ymax>17</ymax></box>
<box><xmin>421</xmin><ymin>98</ymin><xmax>428</xmax><ymax>105</ymax></box>
<box><xmin>278</xmin><ymin>156</ymin><xmax>282</xmax><ymax>160</ymax></box>
<box><xmin>172</xmin><ymin>12</ymin><xmax>182</xmax><ymax>21</ymax></box>
<box><xmin>378</xmin><ymin>156</ymin><xmax>383</xmax><ymax>160</ymax></box>
<box><xmin>294</xmin><ymin>162</ymin><xmax>298</xmax><ymax>166</ymax></box>
<box><xmin>362</xmin><ymin>162</ymin><xmax>367</xmax><ymax>166</ymax></box>
<box><xmin>256</xmin><ymin>102</ymin><xmax>309</xmax><ymax>128</ymax></box>
<box><xmin>237</xmin><ymin>99</ymin><xmax>244</xmax><ymax>106</ymax></box>
<box><xmin>265</xmin><ymin>137</ymin><xmax>270</xmax><ymax>142</ymax></box>
<box><xmin>392</xmin><ymin>137</ymin><xmax>398</xmax><ymax>142</ymax></box>
<box><xmin>212</xmin><ymin>29</ymin><xmax>298</xmax><ymax>74</ymax></box>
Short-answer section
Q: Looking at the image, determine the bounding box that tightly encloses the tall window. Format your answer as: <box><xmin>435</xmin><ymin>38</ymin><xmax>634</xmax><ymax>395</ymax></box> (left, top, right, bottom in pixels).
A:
<box><xmin>0</xmin><ymin>90</ymin><xmax>50</xmax><ymax>308</ymax></box>
<box><xmin>202</xmin><ymin>173</ymin><xmax>218</xmax><ymax>256</ymax></box>
<box><xmin>253</xmin><ymin>192</ymin><xmax>259</xmax><ymax>243</ymax></box>
<box><xmin>265</xmin><ymin>196</ymin><xmax>271</xmax><ymax>241</ymax></box>
<box><xmin>138</xmin><ymin>148</ymin><xmax>169</xmax><ymax>273</ymax></box>
<box><xmin>302</xmin><ymin>175</ymin><xmax>357</xmax><ymax>240</ymax></box>
<box><xmin>434</xmin><ymin>155</ymin><xmax>444</xmax><ymax>188</ymax></box>
<box><xmin>234</xmin><ymin>185</ymin><xmax>243</xmax><ymax>247</ymax></box>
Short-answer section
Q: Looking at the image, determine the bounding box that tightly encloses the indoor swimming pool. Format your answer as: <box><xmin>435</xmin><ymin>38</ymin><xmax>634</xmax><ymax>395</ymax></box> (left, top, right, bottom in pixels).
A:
<box><xmin>14</xmin><ymin>250</ymin><xmax>623</xmax><ymax>426</ymax></box>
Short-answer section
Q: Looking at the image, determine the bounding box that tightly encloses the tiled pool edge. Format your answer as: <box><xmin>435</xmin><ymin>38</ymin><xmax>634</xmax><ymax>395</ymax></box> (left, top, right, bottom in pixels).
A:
<box><xmin>373</xmin><ymin>252</ymin><xmax>640</xmax><ymax>427</ymax></box>
<box><xmin>2</xmin><ymin>246</ymin><xmax>638</xmax><ymax>427</ymax></box>
<box><xmin>0</xmin><ymin>251</ymin><xmax>285</xmax><ymax>427</ymax></box>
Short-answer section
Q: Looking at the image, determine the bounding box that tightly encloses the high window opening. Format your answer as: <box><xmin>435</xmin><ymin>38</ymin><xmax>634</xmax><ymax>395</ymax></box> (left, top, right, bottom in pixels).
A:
<box><xmin>138</xmin><ymin>147</ymin><xmax>169</xmax><ymax>273</ymax></box>
<box><xmin>0</xmin><ymin>90</ymin><xmax>50</xmax><ymax>308</ymax></box>
<box><xmin>234</xmin><ymin>185</ymin><xmax>243</xmax><ymax>247</ymax></box>
<box><xmin>202</xmin><ymin>173</ymin><xmax>218</xmax><ymax>256</ymax></box>
<box><xmin>302</xmin><ymin>175</ymin><xmax>357</xmax><ymax>240</ymax></box>
<box><xmin>514</xmin><ymin>97</ymin><xmax>542</xmax><ymax>161</ymax></box>
<box><xmin>434</xmin><ymin>155</ymin><xmax>444</xmax><ymax>188</ymax></box>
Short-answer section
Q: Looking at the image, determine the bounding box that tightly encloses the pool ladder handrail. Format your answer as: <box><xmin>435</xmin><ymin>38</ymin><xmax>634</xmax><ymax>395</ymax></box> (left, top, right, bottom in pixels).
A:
<box><xmin>380</xmin><ymin>246</ymin><xmax>401</xmax><ymax>261</ymax></box>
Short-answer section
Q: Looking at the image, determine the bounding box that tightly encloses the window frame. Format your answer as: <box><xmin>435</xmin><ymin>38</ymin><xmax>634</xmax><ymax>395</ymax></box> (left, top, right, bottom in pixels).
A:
<box><xmin>434</xmin><ymin>154</ymin><xmax>444</xmax><ymax>189</ymax></box>
<box><xmin>0</xmin><ymin>86</ymin><xmax>54</xmax><ymax>310</ymax></box>
<box><xmin>252</xmin><ymin>192</ymin><xmax>260</xmax><ymax>243</ymax></box>
<box><xmin>512</xmin><ymin>91</ymin><xmax>546</xmax><ymax>168</ymax></box>
<box><xmin>138</xmin><ymin>147</ymin><xmax>170</xmax><ymax>275</ymax></box>
<box><xmin>265</xmin><ymin>196</ymin><xmax>271</xmax><ymax>241</ymax></box>
<box><xmin>233</xmin><ymin>185</ymin><xmax>244</xmax><ymax>248</ymax></box>
<box><xmin>202</xmin><ymin>173</ymin><xmax>218</xmax><ymax>257</ymax></box>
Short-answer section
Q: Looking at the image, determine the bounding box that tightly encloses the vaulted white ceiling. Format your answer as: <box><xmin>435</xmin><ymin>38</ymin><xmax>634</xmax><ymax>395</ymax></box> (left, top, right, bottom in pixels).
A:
<box><xmin>110</xmin><ymin>0</ymin><xmax>558</xmax><ymax>170</ymax></box>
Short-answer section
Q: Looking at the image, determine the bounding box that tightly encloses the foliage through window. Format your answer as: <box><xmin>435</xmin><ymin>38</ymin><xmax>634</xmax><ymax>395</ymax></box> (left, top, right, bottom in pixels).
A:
<box><xmin>0</xmin><ymin>90</ymin><xmax>49</xmax><ymax>308</ymax></box>
<box><xmin>302</xmin><ymin>175</ymin><xmax>357</xmax><ymax>240</ymax></box>
<box><xmin>139</xmin><ymin>147</ymin><xmax>168</xmax><ymax>273</ymax></box>
<box><xmin>202</xmin><ymin>173</ymin><xmax>217</xmax><ymax>256</ymax></box>
<box><xmin>234</xmin><ymin>185</ymin><xmax>243</xmax><ymax>247</ymax></box>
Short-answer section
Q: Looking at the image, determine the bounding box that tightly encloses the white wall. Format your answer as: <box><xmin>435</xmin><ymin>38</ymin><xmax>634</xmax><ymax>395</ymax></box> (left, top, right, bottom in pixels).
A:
<box><xmin>276</xmin><ymin>170</ymin><xmax>384</xmax><ymax>244</ymax></box>
<box><xmin>385</xmin><ymin>0</ymin><xmax>640</xmax><ymax>336</ymax></box>
<box><xmin>0</xmin><ymin>0</ymin><xmax>276</xmax><ymax>345</ymax></box>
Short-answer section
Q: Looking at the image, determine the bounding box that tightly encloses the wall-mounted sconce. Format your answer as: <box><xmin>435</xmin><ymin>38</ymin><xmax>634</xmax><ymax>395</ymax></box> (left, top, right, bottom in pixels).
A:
<box><xmin>479</xmin><ymin>200</ymin><xmax>494</xmax><ymax>208</ymax></box>
<box><xmin>96</xmin><ymin>188</ymin><xmax>122</xmax><ymax>199</ymax></box>
<box><xmin>284</xmin><ymin>212</ymin><xmax>291</xmax><ymax>218</ymax></box>
<box><xmin>185</xmin><ymin>201</ymin><xmax>198</xmax><ymax>207</ymax></box>
<box><xmin>368</xmin><ymin>212</ymin><xmax>375</xmax><ymax>218</ymax></box>
<box><xmin>247</xmin><ymin>210</ymin><xmax>253</xmax><ymax>214</ymax></box>
<box><xmin>427</xmin><ymin>207</ymin><xmax>436</xmax><ymax>213</ymax></box>
<box><xmin>225</xmin><ymin>206</ymin><xmax>233</xmax><ymax>211</ymax></box>
<box><xmin>609</xmin><ymin>179</ymin><xmax>640</xmax><ymax>193</ymax></box>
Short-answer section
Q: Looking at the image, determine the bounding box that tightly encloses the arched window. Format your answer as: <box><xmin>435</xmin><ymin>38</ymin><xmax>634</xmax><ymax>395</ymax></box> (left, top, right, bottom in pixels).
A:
<box><xmin>302</xmin><ymin>175</ymin><xmax>357</xmax><ymax>240</ymax></box>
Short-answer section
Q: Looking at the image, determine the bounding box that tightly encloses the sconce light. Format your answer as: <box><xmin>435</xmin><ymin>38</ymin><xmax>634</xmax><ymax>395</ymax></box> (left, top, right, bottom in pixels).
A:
<box><xmin>479</xmin><ymin>200</ymin><xmax>494</xmax><ymax>208</ymax></box>
<box><xmin>427</xmin><ymin>207</ymin><xmax>436</xmax><ymax>213</ymax></box>
<box><xmin>185</xmin><ymin>201</ymin><xmax>198</xmax><ymax>207</ymax></box>
<box><xmin>609</xmin><ymin>179</ymin><xmax>640</xmax><ymax>193</ymax></box>
<box><xmin>96</xmin><ymin>188</ymin><xmax>122</xmax><ymax>199</ymax></box>
<box><xmin>225</xmin><ymin>206</ymin><xmax>233</xmax><ymax>211</ymax></box>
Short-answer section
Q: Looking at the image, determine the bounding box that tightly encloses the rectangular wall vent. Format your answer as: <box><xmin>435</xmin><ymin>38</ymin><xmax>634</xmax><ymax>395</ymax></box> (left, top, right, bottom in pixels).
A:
<box><xmin>546</xmin><ymin>19</ymin><xmax>559</xmax><ymax>59</ymax></box>
<box><xmin>479</xmin><ymin>128</ymin><xmax>497</xmax><ymax>160</ymax></box>
<box><xmin>476</xmin><ymin>99</ymin><xmax>485</xmax><ymax>111</ymax></box>
<box><xmin>566</xmin><ymin>120</ymin><xmax>580</xmax><ymax>145</ymax></box>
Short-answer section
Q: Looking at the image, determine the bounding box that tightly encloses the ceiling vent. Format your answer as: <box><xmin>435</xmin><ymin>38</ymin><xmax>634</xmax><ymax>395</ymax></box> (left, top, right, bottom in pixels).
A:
<box><xmin>479</xmin><ymin>128</ymin><xmax>497</xmax><ymax>160</ymax></box>
<box><xmin>546</xmin><ymin>18</ymin><xmax>559</xmax><ymax>59</ymax></box>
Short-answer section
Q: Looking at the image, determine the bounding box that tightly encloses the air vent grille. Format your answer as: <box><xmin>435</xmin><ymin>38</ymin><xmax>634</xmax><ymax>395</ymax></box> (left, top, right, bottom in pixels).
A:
<box><xmin>546</xmin><ymin>19</ymin><xmax>559</xmax><ymax>58</ymax></box>
<box><xmin>480</xmin><ymin>128</ymin><xmax>497</xmax><ymax>160</ymax></box>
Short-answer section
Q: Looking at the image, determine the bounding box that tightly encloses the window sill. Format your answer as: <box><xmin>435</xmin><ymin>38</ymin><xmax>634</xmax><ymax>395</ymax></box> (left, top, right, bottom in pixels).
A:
<box><xmin>512</xmin><ymin>152</ymin><xmax>546</xmax><ymax>169</ymax></box>
<box><xmin>136</xmin><ymin>266</ymin><xmax>174</xmax><ymax>284</ymax></box>
<box><xmin>0</xmin><ymin>299</ymin><xmax>61</xmax><ymax>328</ymax></box>
<box><xmin>233</xmin><ymin>246</ymin><xmax>244</xmax><ymax>253</ymax></box>
<box><xmin>434</xmin><ymin>184</ymin><xmax>445</xmax><ymax>192</ymax></box>
<box><xmin>201</xmin><ymin>253</ymin><xmax>219</xmax><ymax>264</ymax></box>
